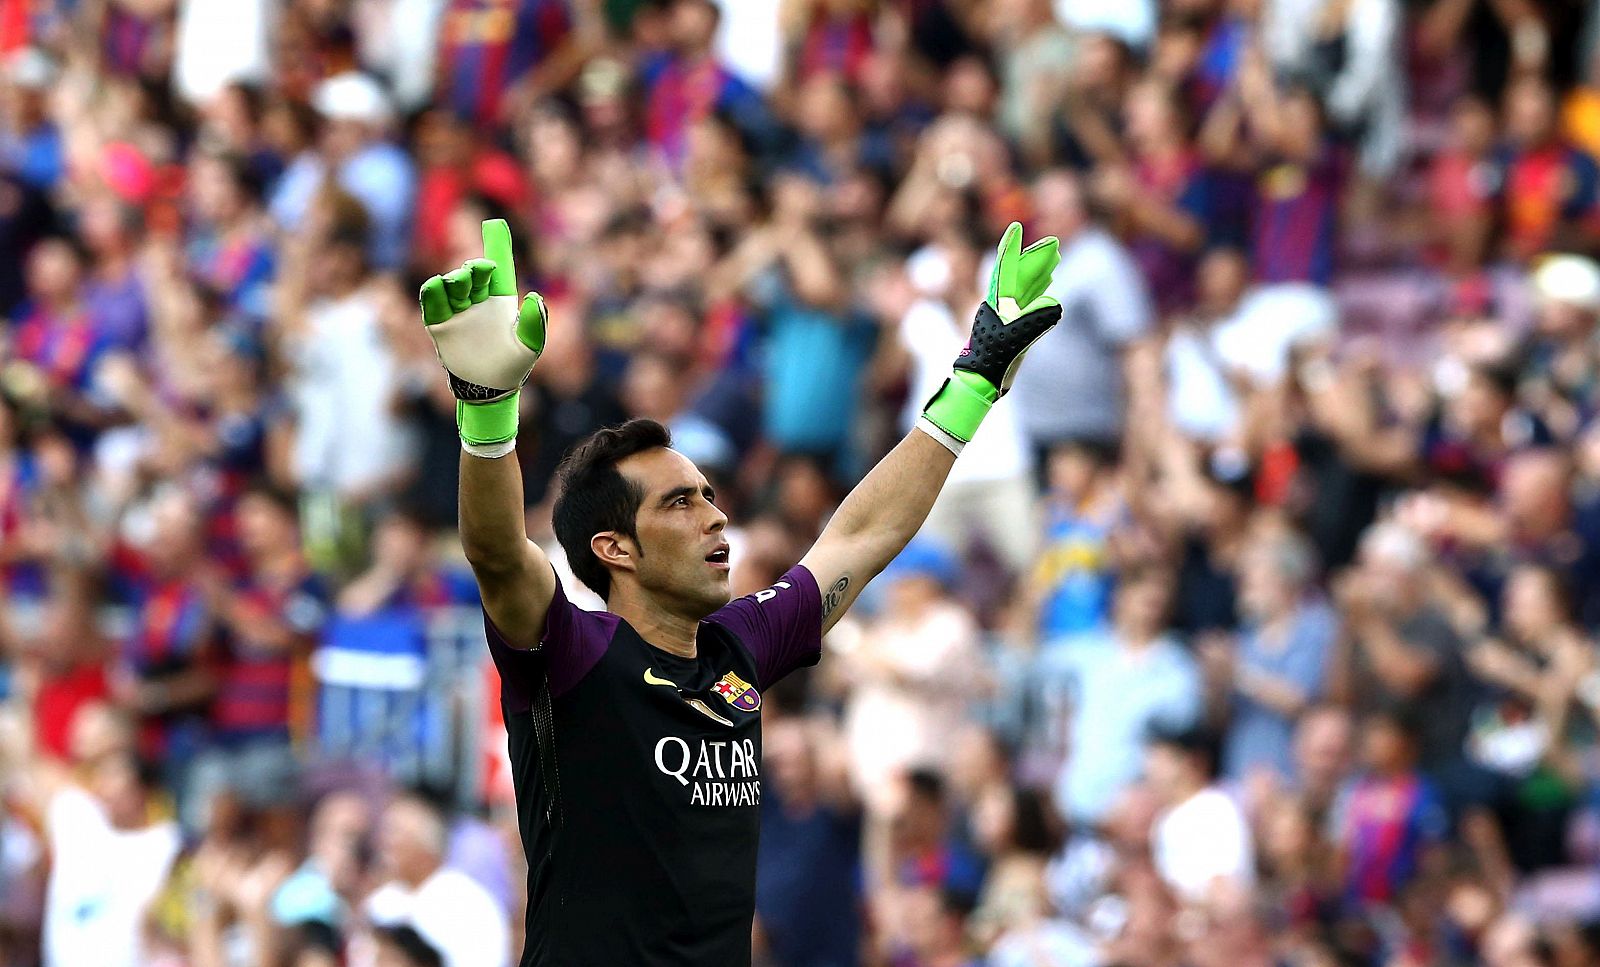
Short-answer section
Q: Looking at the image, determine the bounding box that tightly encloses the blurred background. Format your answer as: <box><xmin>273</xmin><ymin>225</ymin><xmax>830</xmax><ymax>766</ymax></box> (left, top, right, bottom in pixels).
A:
<box><xmin>8</xmin><ymin>0</ymin><xmax>1600</xmax><ymax>965</ymax></box>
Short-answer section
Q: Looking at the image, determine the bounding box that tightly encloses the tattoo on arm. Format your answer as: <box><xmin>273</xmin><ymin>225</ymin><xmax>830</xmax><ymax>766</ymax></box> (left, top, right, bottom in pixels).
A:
<box><xmin>821</xmin><ymin>576</ymin><xmax>850</xmax><ymax>620</ymax></box>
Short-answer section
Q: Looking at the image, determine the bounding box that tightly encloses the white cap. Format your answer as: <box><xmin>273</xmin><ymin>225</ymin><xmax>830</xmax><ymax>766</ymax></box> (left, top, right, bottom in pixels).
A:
<box><xmin>311</xmin><ymin>71</ymin><xmax>392</xmax><ymax>124</ymax></box>
<box><xmin>5</xmin><ymin>47</ymin><xmax>57</xmax><ymax>89</ymax></box>
<box><xmin>1532</xmin><ymin>253</ymin><xmax>1600</xmax><ymax>311</ymax></box>
<box><xmin>1359</xmin><ymin>520</ymin><xmax>1428</xmax><ymax>573</ymax></box>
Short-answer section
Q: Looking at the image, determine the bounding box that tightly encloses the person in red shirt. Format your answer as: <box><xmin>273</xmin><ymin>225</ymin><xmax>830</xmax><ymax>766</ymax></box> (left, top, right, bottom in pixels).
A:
<box><xmin>1428</xmin><ymin>95</ymin><xmax>1500</xmax><ymax>275</ymax></box>
<box><xmin>1497</xmin><ymin>74</ymin><xmax>1600</xmax><ymax>263</ymax></box>
<box><xmin>410</xmin><ymin>108</ymin><xmax>530</xmax><ymax>272</ymax></box>
<box><xmin>22</xmin><ymin>574</ymin><xmax>111</xmax><ymax>762</ymax></box>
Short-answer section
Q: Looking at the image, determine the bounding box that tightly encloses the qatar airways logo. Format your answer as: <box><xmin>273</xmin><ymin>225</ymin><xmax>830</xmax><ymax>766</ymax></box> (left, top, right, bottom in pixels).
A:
<box><xmin>654</xmin><ymin>736</ymin><xmax>761</xmax><ymax>807</ymax></box>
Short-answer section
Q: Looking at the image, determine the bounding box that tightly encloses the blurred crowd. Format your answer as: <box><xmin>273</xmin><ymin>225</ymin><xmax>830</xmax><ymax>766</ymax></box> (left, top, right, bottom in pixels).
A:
<box><xmin>9</xmin><ymin>0</ymin><xmax>1600</xmax><ymax>966</ymax></box>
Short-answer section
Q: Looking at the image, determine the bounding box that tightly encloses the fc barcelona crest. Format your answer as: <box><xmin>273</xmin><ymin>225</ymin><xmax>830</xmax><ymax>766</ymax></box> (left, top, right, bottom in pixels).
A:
<box><xmin>709</xmin><ymin>671</ymin><xmax>761</xmax><ymax>712</ymax></box>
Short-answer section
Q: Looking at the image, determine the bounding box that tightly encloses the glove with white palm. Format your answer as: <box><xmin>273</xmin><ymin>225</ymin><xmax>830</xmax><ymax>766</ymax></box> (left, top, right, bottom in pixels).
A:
<box><xmin>418</xmin><ymin>219</ymin><xmax>546</xmax><ymax>457</ymax></box>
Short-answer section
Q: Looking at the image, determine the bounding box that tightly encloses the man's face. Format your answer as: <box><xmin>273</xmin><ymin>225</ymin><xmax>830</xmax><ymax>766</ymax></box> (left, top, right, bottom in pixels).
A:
<box><xmin>1501</xmin><ymin>453</ymin><xmax>1570</xmax><ymax>537</ymax></box>
<box><xmin>1113</xmin><ymin>573</ymin><xmax>1171</xmax><ymax>638</ymax></box>
<box><xmin>670</xmin><ymin>0</ymin><xmax>716</xmax><ymax>54</ymax></box>
<box><xmin>25</xmin><ymin>239</ymin><xmax>80</xmax><ymax>303</ymax></box>
<box><xmin>1031</xmin><ymin>172</ymin><xmax>1085</xmax><ymax>240</ymax></box>
<box><xmin>1238</xmin><ymin>546</ymin><xmax>1290</xmax><ymax>621</ymax></box>
<box><xmin>189</xmin><ymin>155</ymin><xmax>239</xmax><ymax>224</ymax></box>
<box><xmin>238</xmin><ymin>494</ymin><xmax>296</xmax><ymax>560</ymax></box>
<box><xmin>1361</xmin><ymin>718</ymin><xmax>1409</xmax><ymax>772</ymax></box>
<box><xmin>1197</xmin><ymin>249</ymin><xmax>1248</xmax><ymax>314</ymax></box>
<box><xmin>1142</xmin><ymin>744</ymin><xmax>1186</xmax><ymax>804</ymax></box>
<box><xmin>90</xmin><ymin>756</ymin><xmax>144</xmax><ymax>829</ymax></box>
<box><xmin>373</xmin><ymin>516</ymin><xmax>427</xmax><ymax>576</ymax></box>
<box><xmin>376</xmin><ymin>799</ymin><xmax>437</xmax><ymax>884</ymax></box>
<box><xmin>1294</xmin><ymin>709</ymin><xmax>1352</xmax><ymax>787</ymax></box>
<box><xmin>614</xmin><ymin>448</ymin><xmax>731</xmax><ymax>617</ymax></box>
<box><xmin>1504</xmin><ymin>80</ymin><xmax>1555</xmax><ymax>146</ymax></box>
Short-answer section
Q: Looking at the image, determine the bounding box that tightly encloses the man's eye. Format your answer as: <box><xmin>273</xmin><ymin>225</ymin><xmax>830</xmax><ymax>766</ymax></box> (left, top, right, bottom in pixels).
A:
<box><xmin>675</xmin><ymin>496</ymin><xmax>689</xmax><ymax>506</ymax></box>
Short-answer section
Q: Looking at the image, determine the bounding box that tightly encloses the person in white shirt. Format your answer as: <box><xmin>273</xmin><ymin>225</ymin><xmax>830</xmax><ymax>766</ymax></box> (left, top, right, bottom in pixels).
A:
<box><xmin>366</xmin><ymin>793</ymin><xmax>509</xmax><ymax>967</ymax></box>
<box><xmin>43</xmin><ymin>752</ymin><xmax>181</xmax><ymax>967</ymax></box>
<box><xmin>1144</xmin><ymin>725</ymin><xmax>1256</xmax><ymax>905</ymax></box>
<box><xmin>285</xmin><ymin>222</ymin><xmax>413</xmax><ymax>500</ymax></box>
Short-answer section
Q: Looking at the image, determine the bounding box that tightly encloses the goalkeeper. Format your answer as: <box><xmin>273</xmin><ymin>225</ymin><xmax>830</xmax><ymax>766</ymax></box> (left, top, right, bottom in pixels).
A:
<box><xmin>418</xmin><ymin>218</ymin><xmax>1062</xmax><ymax>966</ymax></box>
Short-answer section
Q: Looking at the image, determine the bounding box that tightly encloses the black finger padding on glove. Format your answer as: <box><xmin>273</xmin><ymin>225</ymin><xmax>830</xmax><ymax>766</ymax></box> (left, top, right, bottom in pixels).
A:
<box><xmin>953</xmin><ymin>302</ymin><xmax>1064</xmax><ymax>396</ymax></box>
<box><xmin>449</xmin><ymin>370</ymin><xmax>516</xmax><ymax>402</ymax></box>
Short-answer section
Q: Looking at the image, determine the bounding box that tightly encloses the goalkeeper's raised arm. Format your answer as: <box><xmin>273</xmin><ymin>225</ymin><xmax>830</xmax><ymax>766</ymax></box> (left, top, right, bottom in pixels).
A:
<box><xmin>417</xmin><ymin>219</ymin><xmax>554</xmax><ymax>650</ymax></box>
<box><xmin>799</xmin><ymin>221</ymin><xmax>1062</xmax><ymax>632</ymax></box>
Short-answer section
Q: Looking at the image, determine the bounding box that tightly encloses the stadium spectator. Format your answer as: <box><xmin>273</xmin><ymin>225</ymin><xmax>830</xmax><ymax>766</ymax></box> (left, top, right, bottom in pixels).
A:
<box><xmin>366</xmin><ymin>792</ymin><xmax>509</xmax><ymax>967</ymax></box>
<box><xmin>1333</xmin><ymin>522</ymin><xmax>1477</xmax><ymax>776</ymax></box>
<box><xmin>754</xmin><ymin>716</ymin><xmax>862</xmax><ymax>967</ymax></box>
<box><xmin>41</xmin><ymin>751</ymin><xmax>181</xmax><ymax>967</ymax></box>
<box><xmin>1045</xmin><ymin>562</ymin><xmax>1201</xmax><ymax>826</ymax></box>
<box><xmin>112</xmin><ymin>490</ymin><xmax>217</xmax><ymax>792</ymax></box>
<box><xmin>1213</xmin><ymin>527</ymin><xmax>1337</xmax><ymax>783</ymax></box>
<box><xmin>270</xmin><ymin>71</ymin><xmax>416</xmax><ymax>270</ymax></box>
<box><xmin>187</xmin><ymin>484</ymin><xmax>323</xmax><ymax>828</ymax></box>
<box><xmin>1146</xmin><ymin>724</ymin><xmax>1255</xmax><ymax>904</ymax></box>
<box><xmin>1335</xmin><ymin>706</ymin><xmax>1448</xmax><ymax>907</ymax></box>
<box><xmin>1027</xmin><ymin>439</ymin><xmax>1122</xmax><ymax>640</ymax></box>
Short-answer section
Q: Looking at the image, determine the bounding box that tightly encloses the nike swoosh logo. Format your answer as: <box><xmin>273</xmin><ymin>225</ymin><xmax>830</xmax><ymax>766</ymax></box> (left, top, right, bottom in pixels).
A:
<box><xmin>643</xmin><ymin>667</ymin><xmax>678</xmax><ymax>688</ymax></box>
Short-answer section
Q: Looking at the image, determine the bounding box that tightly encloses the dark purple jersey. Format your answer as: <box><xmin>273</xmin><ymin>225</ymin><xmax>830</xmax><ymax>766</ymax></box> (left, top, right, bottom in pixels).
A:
<box><xmin>485</xmin><ymin>565</ymin><xmax>822</xmax><ymax>966</ymax></box>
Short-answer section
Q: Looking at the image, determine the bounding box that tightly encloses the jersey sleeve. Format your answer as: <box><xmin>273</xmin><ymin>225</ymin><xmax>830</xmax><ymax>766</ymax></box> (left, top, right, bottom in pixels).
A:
<box><xmin>706</xmin><ymin>565</ymin><xmax>823</xmax><ymax>688</ymax></box>
<box><xmin>483</xmin><ymin>567</ymin><xmax>617</xmax><ymax>712</ymax></box>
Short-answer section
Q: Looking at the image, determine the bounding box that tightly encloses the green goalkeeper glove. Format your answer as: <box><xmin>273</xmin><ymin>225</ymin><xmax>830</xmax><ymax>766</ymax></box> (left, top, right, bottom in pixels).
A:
<box><xmin>418</xmin><ymin>219</ymin><xmax>547</xmax><ymax>457</ymax></box>
<box><xmin>917</xmin><ymin>221</ymin><xmax>1062</xmax><ymax>455</ymax></box>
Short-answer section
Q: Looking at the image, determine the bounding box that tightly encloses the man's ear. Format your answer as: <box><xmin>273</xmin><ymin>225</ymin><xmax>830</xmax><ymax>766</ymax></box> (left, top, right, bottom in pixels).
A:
<box><xmin>591</xmin><ymin>532</ymin><xmax>637</xmax><ymax>574</ymax></box>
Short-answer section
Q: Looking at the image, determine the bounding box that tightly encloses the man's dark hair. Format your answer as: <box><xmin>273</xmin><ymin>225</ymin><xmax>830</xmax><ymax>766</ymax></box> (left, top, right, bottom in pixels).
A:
<box><xmin>1365</xmin><ymin>700</ymin><xmax>1423</xmax><ymax>744</ymax></box>
<box><xmin>939</xmin><ymin>885</ymin><xmax>979</xmax><ymax>920</ymax></box>
<box><xmin>552</xmin><ymin>419</ymin><xmax>674</xmax><ymax>600</ymax></box>
<box><xmin>1010</xmin><ymin>787</ymin><xmax>1062</xmax><ymax>856</ymax></box>
<box><xmin>906</xmin><ymin>768</ymin><xmax>946</xmax><ymax>805</ymax></box>
<box><xmin>242</xmin><ymin>479</ymin><xmax>300</xmax><ymax>520</ymax></box>
<box><xmin>291</xmin><ymin>920</ymin><xmax>342</xmax><ymax>958</ymax></box>
<box><xmin>1147</xmin><ymin>723</ymin><xmax>1222</xmax><ymax>781</ymax></box>
<box><xmin>1056</xmin><ymin>436</ymin><xmax>1121</xmax><ymax>468</ymax></box>
<box><xmin>373</xmin><ymin>924</ymin><xmax>445</xmax><ymax>967</ymax></box>
<box><xmin>206</xmin><ymin>149</ymin><xmax>266</xmax><ymax>206</ymax></box>
<box><xmin>1474</xmin><ymin>357</ymin><xmax>1522</xmax><ymax>399</ymax></box>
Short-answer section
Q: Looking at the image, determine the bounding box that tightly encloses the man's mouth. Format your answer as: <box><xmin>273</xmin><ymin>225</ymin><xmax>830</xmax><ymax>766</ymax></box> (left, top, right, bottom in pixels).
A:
<box><xmin>705</xmin><ymin>545</ymin><xmax>731</xmax><ymax>570</ymax></box>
